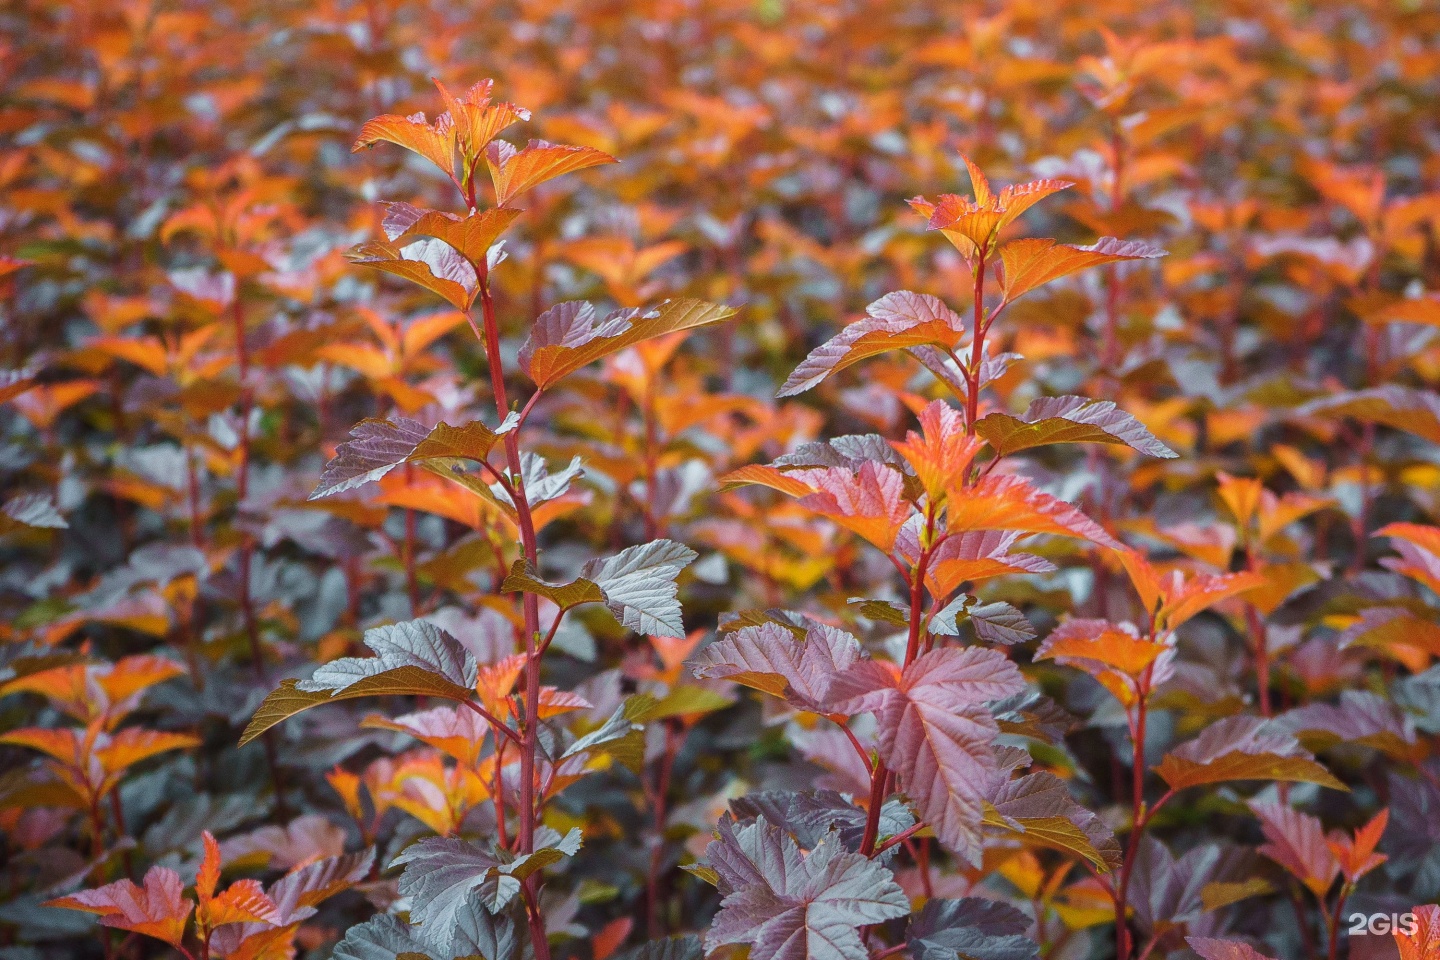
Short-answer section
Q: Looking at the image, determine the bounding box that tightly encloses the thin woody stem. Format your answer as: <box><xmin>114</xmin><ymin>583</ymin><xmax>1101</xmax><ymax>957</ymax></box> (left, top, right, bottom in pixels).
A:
<box><xmin>469</xmin><ymin>262</ymin><xmax>550</xmax><ymax>960</ymax></box>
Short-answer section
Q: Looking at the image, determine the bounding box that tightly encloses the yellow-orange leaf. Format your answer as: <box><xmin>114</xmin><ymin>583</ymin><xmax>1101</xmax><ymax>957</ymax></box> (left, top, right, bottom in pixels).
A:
<box><xmin>487</xmin><ymin>139</ymin><xmax>616</xmax><ymax>205</ymax></box>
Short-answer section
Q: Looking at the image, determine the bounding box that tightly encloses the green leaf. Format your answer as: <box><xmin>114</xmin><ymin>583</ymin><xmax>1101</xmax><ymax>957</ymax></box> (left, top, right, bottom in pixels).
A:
<box><xmin>649</xmin><ymin>684</ymin><xmax>734</xmax><ymax>719</ymax></box>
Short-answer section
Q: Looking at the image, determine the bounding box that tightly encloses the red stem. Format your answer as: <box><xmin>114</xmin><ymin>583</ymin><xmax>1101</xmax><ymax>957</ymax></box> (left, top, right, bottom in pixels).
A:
<box><xmin>470</xmin><ymin>265</ymin><xmax>550</xmax><ymax>960</ymax></box>
<box><xmin>965</xmin><ymin>244</ymin><xmax>989</xmax><ymax>434</ymax></box>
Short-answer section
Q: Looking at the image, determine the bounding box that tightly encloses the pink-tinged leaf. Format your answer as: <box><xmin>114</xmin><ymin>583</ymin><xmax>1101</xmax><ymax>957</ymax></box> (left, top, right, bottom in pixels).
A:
<box><xmin>945</xmin><ymin>474</ymin><xmax>1121</xmax><ymax>549</ymax></box>
<box><xmin>778</xmin><ymin>291</ymin><xmax>965</xmax><ymax>397</ymax></box>
<box><xmin>46</xmin><ymin>866</ymin><xmax>194</xmax><ymax>947</ymax></box>
<box><xmin>362</xmin><ymin>703</ymin><xmax>493</xmax><ymax>766</ymax></box>
<box><xmin>793</xmin><ymin>462</ymin><xmax>912</xmax><ymax>552</ymax></box>
<box><xmin>910</xmin><ymin>345</ymin><xmax>1020</xmax><ymax>407</ymax></box>
<box><xmin>1342</xmin><ymin>605</ymin><xmax>1440</xmax><ymax>664</ymax></box>
<box><xmin>1249</xmin><ymin>801</ymin><xmax>1341</xmax><ymax>896</ymax></box>
<box><xmin>975</xmin><ymin>395</ymin><xmax>1175</xmax><ymax>459</ymax></box>
<box><xmin>690</xmin><ymin>621</ymin><xmax>862</xmax><ymax>714</ymax></box>
<box><xmin>998</xmin><ymin>237</ymin><xmax>1165</xmax><ymax>303</ymax></box>
<box><xmin>703</xmin><ymin>816</ymin><xmax>909</xmax><ymax>960</ymax></box>
<box><xmin>1160</xmin><ymin>570</ymin><xmax>1265</xmax><ymax>629</ymax></box>
<box><xmin>913</xmin><ymin>194</ymin><xmax>1003</xmax><ymax>259</ymax></box>
<box><xmin>1186</xmin><ymin>937</ymin><xmax>1280</xmax><ymax>960</ymax></box>
<box><xmin>520</xmin><ymin>298</ymin><xmax>736</xmax><ymax>389</ymax></box>
<box><xmin>1377</xmin><ymin>523</ymin><xmax>1440</xmax><ymax>594</ymax></box>
<box><xmin>1036</xmin><ymin>618</ymin><xmax>1169</xmax><ymax>708</ymax></box>
<box><xmin>1155</xmin><ymin>716</ymin><xmax>1346</xmax><ymax>793</ymax></box>
<box><xmin>1326</xmin><ymin>809</ymin><xmax>1389</xmax><ymax>885</ymax></box>
<box><xmin>994</xmin><ymin>177</ymin><xmax>1076</xmax><ymax>230</ymax></box>
<box><xmin>312</xmin><ymin>415</ymin><xmax>515</xmax><ymax>499</ymax></box>
<box><xmin>1274</xmin><ymin>691</ymin><xmax>1417</xmax><ymax>759</ymax></box>
<box><xmin>916</xmin><ymin>530</ymin><xmax>1056</xmax><ymax>596</ymax></box>
<box><xmin>909</xmin><ymin>160</ymin><xmax>1071</xmax><ymax>259</ymax></box>
<box><xmin>269</xmin><ymin>848</ymin><xmax>374</xmax><ymax>917</ymax></box>
<box><xmin>1395</xmin><ymin>904</ymin><xmax>1440</xmax><ymax>960</ymax></box>
<box><xmin>486</xmin><ymin>139</ymin><xmax>617</xmax><ymax>205</ymax></box>
<box><xmin>890</xmin><ymin>400</ymin><xmax>983</xmax><ymax>501</ymax></box>
<box><xmin>346</xmin><ymin>237</ymin><xmax>478</xmax><ymax>310</ymax></box>
<box><xmin>200</xmin><ymin>879</ymin><xmax>279</xmax><ymax>931</ymax></box>
<box><xmin>432</xmin><ymin>78</ymin><xmax>529</xmax><ymax>160</ymax></box>
<box><xmin>220</xmin><ymin>815</ymin><xmax>349</xmax><ymax>871</ymax></box>
<box><xmin>988</xmin><ymin>771</ymin><xmax>1122</xmax><ymax>870</ymax></box>
<box><xmin>388</xmin><ymin>204</ymin><xmax>522</xmax><ymax>265</ymax></box>
<box><xmin>1298</xmin><ymin>385</ymin><xmax>1440</xmax><ymax>444</ymax></box>
<box><xmin>831</xmin><ymin>647</ymin><xmax>1026</xmax><ymax>863</ymax></box>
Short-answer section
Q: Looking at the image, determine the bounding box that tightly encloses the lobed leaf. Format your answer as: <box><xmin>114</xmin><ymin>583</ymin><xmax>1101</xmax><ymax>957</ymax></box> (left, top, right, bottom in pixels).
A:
<box><xmin>578</xmin><ymin>538</ymin><xmax>698</xmax><ymax>636</ymax></box>
<box><xmin>45</xmin><ymin>866</ymin><xmax>193</xmax><ymax>948</ymax></box>
<box><xmin>690</xmin><ymin>621</ymin><xmax>863</xmax><ymax>714</ymax></box>
<box><xmin>703</xmin><ymin>816</ymin><xmax>909</xmax><ymax>960</ymax></box>
<box><xmin>906</xmin><ymin>896</ymin><xmax>1039</xmax><ymax>960</ymax></box>
<box><xmin>830</xmin><ymin>647</ymin><xmax>1026</xmax><ymax>863</ymax></box>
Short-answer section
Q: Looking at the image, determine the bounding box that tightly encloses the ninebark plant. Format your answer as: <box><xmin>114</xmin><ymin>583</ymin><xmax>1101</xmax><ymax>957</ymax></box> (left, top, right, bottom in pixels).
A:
<box><xmin>687</xmin><ymin>161</ymin><xmax>1344</xmax><ymax>960</ymax></box>
<box><xmin>215</xmin><ymin>81</ymin><xmax>740</xmax><ymax>958</ymax></box>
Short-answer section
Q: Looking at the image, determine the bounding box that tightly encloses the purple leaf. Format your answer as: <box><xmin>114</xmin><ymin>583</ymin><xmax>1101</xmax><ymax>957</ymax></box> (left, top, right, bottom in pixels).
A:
<box><xmin>831</xmin><ymin>647</ymin><xmax>1026</xmax><ymax>863</ymax></box>
<box><xmin>690</xmin><ymin>621</ymin><xmax>863</xmax><ymax>714</ymax></box>
<box><xmin>779</xmin><ymin>291</ymin><xmax>965</xmax><ymax>397</ymax></box>
<box><xmin>906</xmin><ymin>896</ymin><xmax>1037</xmax><ymax>960</ymax></box>
<box><xmin>703</xmin><ymin>816</ymin><xmax>909</xmax><ymax>960</ymax></box>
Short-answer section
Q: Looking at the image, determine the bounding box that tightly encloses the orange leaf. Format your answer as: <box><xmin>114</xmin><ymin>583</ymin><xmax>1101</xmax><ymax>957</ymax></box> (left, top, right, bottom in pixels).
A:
<box><xmin>891</xmin><ymin>400</ymin><xmax>981</xmax><ymax>502</ymax></box>
<box><xmin>353</xmin><ymin>112</ymin><xmax>456</xmax><ymax>179</ymax></box>
<box><xmin>389</xmin><ymin>205</ymin><xmax>522</xmax><ymax>267</ymax></box>
<box><xmin>717</xmin><ymin>464</ymin><xmax>817</xmax><ymax>499</ymax></box>
<box><xmin>946</xmin><ymin>474</ymin><xmax>1121</xmax><ymax>549</ymax></box>
<box><xmin>345</xmin><ymin>239</ymin><xmax>477</xmax><ymax>310</ymax></box>
<box><xmin>999</xmin><ymin>237</ymin><xmax>1165</xmax><ymax>303</ymax></box>
<box><xmin>89</xmin><ymin>336</ymin><xmax>169</xmax><ymax>377</ymax></box>
<box><xmin>46</xmin><ymin>866</ymin><xmax>194</xmax><ymax>948</ymax></box>
<box><xmin>95</xmin><ymin>728</ymin><xmax>201</xmax><ymax>775</ymax></box>
<box><xmin>487</xmin><ymin>139</ymin><xmax>616</xmax><ymax>205</ymax></box>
